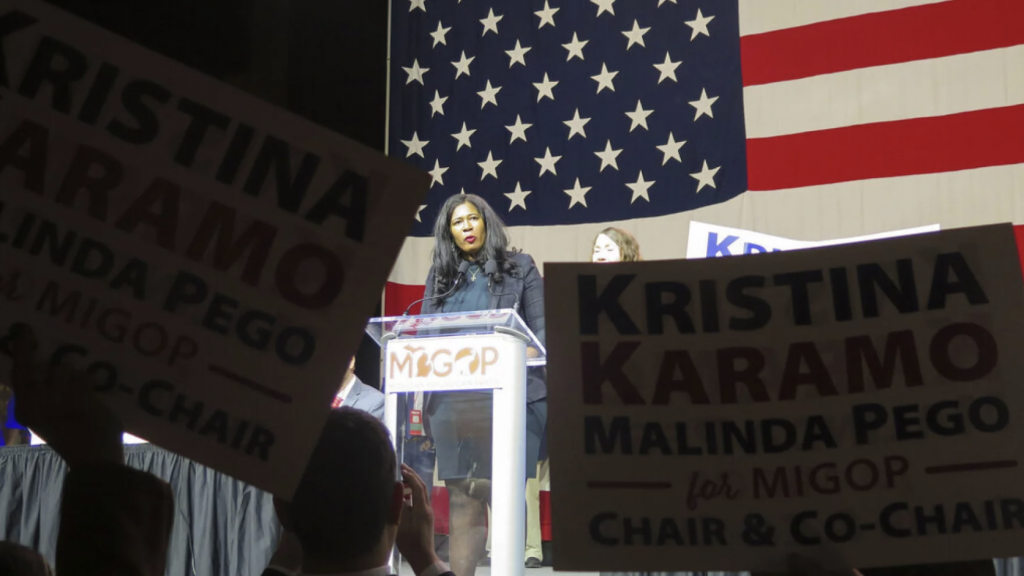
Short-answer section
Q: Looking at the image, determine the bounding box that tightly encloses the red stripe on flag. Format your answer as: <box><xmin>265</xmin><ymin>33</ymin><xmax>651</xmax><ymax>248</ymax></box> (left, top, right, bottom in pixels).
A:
<box><xmin>747</xmin><ymin>104</ymin><xmax>1024</xmax><ymax>191</ymax></box>
<box><xmin>385</xmin><ymin>282</ymin><xmax>425</xmax><ymax>316</ymax></box>
<box><xmin>1014</xmin><ymin>225</ymin><xmax>1024</xmax><ymax>275</ymax></box>
<box><xmin>741</xmin><ymin>0</ymin><xmax>1024</xmax><ymax>87</ymax></box>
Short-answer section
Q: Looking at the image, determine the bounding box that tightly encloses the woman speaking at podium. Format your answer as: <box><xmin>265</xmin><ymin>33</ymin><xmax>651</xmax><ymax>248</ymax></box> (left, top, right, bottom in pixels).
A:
<box><xmin>420</xmin><ymin>193</ymin><xmax>546</xmax><ymax>576</ymax></box>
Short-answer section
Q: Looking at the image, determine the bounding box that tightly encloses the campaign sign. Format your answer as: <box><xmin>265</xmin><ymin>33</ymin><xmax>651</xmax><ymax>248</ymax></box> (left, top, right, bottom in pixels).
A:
<box><xmin>0</xmin><ymin>0</ymin><xmax>428</xmax><ymax>497</ymax></box>
<box><xmin>686</xmin><ymin>221</ymin><xmax>940</xmax><ymax>259</ymax></box>
<box><xmin>545</xmin><ymin>224</ymin><xmax>1024</xmax><ymax>571</ymax></box>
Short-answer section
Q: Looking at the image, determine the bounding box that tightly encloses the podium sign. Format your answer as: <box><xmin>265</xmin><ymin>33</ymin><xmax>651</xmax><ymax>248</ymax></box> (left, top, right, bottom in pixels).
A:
<box><xmin>386</xmin><ymin>334</ymin><xmax>520</xmax><ymax>393</ymax></box>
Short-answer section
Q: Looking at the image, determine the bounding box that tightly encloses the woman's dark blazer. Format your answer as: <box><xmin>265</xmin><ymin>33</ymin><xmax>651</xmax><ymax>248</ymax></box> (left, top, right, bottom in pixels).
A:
<box><xmin>420</xmin><ymin>252</ymin><xmax>547</xmax><ymax>404</ymax></box>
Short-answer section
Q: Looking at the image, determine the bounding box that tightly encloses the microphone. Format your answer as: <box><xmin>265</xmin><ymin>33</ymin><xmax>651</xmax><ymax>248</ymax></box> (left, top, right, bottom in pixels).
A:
<box><xmin>484</xmin><ymin>260</ymin><xmax>520</xmax><ymax>313</ymax></box>
<box><xmin>403</xmin><ymin>261</ymin><xmax>471</xmax><ymax>316</ymax></box>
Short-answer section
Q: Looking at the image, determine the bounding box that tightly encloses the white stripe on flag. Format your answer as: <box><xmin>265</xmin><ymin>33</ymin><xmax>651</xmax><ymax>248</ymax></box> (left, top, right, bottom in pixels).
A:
<box><xmin>744</xmin><ymin>44</ymin><xmax>1024</xmax><ymax>138</ymax></box>
<box><xmin>737</xmin><ymin>0</ymin><xmax>951</xmax><ymax>36</ymax></box>
<box><xmin>388</xmin><ymin>163</ymin><xmax>1024</xmax><ymax>284</ymax></box>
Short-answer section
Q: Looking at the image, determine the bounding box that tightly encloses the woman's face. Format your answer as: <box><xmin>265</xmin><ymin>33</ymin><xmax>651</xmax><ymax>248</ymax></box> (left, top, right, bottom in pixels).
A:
<box><xmin>450</xmin><ymin>202</ymin><xmax>486</xmax><ymax>259</ymax></box>
<box><xmin>592</xmin><ymin>233</ymin><xmax>622</xmax><ymax>263</ymax></box>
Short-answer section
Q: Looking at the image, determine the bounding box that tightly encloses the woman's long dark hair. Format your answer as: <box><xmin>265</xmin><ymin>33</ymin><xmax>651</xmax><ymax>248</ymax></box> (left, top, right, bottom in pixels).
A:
<box><xmin>431</xmin><ymin>193</ymin><xmax>519</xmax><ymax>297</ymax></box>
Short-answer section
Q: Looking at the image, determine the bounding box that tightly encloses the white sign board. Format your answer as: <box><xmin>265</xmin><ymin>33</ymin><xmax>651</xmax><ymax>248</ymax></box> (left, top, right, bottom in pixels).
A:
<box><xmin>687</xmin><ymin>221</ymin><xmax>940</xmax><ymax>259</ymax></box>
<box><xmin>546</xmin><ymin>224</ymin><xmax>1024</xmax><ymax>572</ymax></box>
<box><xmin>0</xmin><ymin>0</ymin><xmax>428</xmax><ymax>497</ymax></box>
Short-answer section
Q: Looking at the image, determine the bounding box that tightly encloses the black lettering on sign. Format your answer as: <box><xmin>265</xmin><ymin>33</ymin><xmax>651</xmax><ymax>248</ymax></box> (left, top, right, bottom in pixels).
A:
<box><xmin>77</xmin><ymin>62</ymin><xmax>119</xmax><ymax>126</ymax></box>
<box><xmin>581</xmin><ymin>341</ymin><xmax>643</xmax><ymax>405</ymax></box>
<box><xmin>175</xmin><ymin>98</ymin><xmax>231</xmax><ymax>168</ymax></box>
<box><xmin>645</xmin><ymin>282</ymin><xmax>693</xmax><ymax>335</ymax></box>
<box><xmin>107</xmin><ymin>80</ymin><xmax>172</xmax><ymax>145</ymax></box>
<box><xmin>243</xmin><ymin>135</ymin><xmax>320</xmax><ymax>214</ymax></box>
<box><xmin>578</xmin><ymin>274</ymin><xmax>639</xmax><ymax>335</ymax></box>
<box><xmin>305</xmin><ymin>170</ymin><xmax>369</xmax><ymax>242</ymax></box>
<box><xmin>0</xmin><ymin>120</ymin><xmax>49</xmax><ymax>193</ymax></box>
<box><xmin>56</xmin><ymin>144</ymin><xmax>122</xmax><ymax>219</ymax></box>
<box><xmin>725</xmin><ymin>275</ymin><xmax>770</xmax><ymax>330</ymax></box>
<box><xmin>773</xmin><ymin>270</ymin><xmax>824</xmax><ymax>326</ymax></box>
<box><xmin>927</xmin><ymin>252</ymin><xmax>989</xmax><ymax>310</ymax></box>
<box><xmin>18</xmin><ymin>36</ymin><xmax>88</xmax><ymax>114</ymax></box>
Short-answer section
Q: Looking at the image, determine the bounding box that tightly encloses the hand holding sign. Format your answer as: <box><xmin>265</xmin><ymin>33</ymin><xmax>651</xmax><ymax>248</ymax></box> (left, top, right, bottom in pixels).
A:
<box><xmin>5</xmin><ymin>323</ymin><xmax>124</xmax><ymax>468</ymax></box>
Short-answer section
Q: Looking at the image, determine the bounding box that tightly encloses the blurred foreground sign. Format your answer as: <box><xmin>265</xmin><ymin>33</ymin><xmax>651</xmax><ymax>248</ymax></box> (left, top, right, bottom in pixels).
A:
<box><xmin>0</xmin><ymin>0</ymin><xmax>428</xmax><ymax>497</ymax></box>
<box><xmin>546</xmin><ymin>224</ymin><xmax>1024</xmax><ymax>572</ymax></box>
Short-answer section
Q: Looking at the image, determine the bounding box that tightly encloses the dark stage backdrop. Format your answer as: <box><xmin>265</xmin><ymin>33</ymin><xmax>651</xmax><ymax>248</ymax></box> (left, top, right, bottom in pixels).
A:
<box><xmin>0</xmin><ymin>445</ymin><xmax>279</xmax><ymax>576</ymax></box>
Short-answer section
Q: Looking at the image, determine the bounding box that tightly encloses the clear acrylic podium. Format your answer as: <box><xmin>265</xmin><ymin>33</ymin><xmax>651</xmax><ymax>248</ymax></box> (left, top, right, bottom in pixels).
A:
<box><xmin>366</xmin><ymin>310</ymin><xmax>546</xmax><ymax>576</ymax></box>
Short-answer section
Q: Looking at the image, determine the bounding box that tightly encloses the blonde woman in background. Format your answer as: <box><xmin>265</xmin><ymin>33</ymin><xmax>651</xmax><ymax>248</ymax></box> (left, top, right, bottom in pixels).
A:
<box><xmin>592</xmin><ymin>227</ymin><xmax>643</xmax><ymax>263</ymax></box>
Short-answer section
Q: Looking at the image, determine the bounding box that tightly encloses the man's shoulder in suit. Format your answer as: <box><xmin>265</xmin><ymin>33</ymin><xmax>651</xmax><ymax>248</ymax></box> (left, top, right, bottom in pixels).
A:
<box><xmin>343</xmin><ymin>378</ymin><xmax>386</xmax><ymax>421</ymax></box>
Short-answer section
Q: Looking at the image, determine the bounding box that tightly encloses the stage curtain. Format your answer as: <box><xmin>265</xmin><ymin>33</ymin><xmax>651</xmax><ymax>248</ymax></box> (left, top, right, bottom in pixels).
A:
<box><xmin>0</xmin><ymin>444</ymin><xmax>279</xmax><ymax>576</ymax></box>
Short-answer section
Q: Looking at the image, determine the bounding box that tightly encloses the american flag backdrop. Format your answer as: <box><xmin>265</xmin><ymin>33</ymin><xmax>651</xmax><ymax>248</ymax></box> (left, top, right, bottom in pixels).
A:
<box><xmin>386</xmin><ymin>0</ymin><xmax>1024</xmax><ymax>313</ymax></box>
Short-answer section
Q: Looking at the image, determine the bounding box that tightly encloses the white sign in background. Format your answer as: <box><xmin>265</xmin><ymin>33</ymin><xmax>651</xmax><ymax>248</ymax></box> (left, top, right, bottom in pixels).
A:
<box><xmin>546</xmin><ymin>224</ymin><xmax>1024</xmax><ymax>572</ymax></box>
<box><xmin>686</xmin><ymin>221</ymin><xmax>941</xmax><ymax>259</ymax></box>
<box><xmin>0</xmin><ymin>0</ymin><xmax>428</xmax><ymax>497</ymax></box>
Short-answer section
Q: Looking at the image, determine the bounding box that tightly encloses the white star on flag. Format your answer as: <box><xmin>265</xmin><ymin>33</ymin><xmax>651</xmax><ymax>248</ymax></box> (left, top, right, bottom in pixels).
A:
<box><xmin>414</xmin><ymin>204</ymin><xmax>427</xmax><ymax>222</ymax></box>
<box><xmin>505</xmin><ymin>182</ymin><xmax>532</xmax><ymax>211</ymax></box>
<box><xmin>481</xmin><ymin>8</ymin><xmax>504</xmax><ymax>35</ymax></box>
<box><xmin>430</xmin><ymin>21</ymin><xmax>451</xmax><ymax>47</ymax></box>
<box><xmin>428</xmin><ymin>160</ymin><xmax>448</xmax><ymax>188</ymax></box>
<box><xmin>594</xmin><ymin>140</ymin><xmax>623</xmax><ymax>171</ymax></box>
<box><xmin>506</xmin><ymin>115</ymin><xmax>533</xmax><ymax>143</ymax></box>
<box><xmin>564</xmin><ymin>108</ymin><xmax>591</xmax><ymax>140</ymax></box>
<box><xmin>685</xmin><ymin>8</ymin><xmax>714</xmax><ymax>41</ymax></box>
<box><xmin>689</xmin><ymin>88</ymin><xmax>719</xmax><ymax>120</ymax></box>
<box><xmin>506</xmin><ymin>40</ymin><xmax>532</xmax><ymax>68</ymax></box>
<box><xmin>535</xmin><ymin>147</ymin><xmax>562</xmax><ymax>176</ymax></box>
<box><xmin>409</xmin><ymin>0</ymin><xmax>426</xmax><ymax>13</ymax></box>
<box><xmin>478</xmin><ymin>151</ymin><xmax>503</xmax><ymax>180</ymax></box>
<box><xmin>429</xmin><ymin>90</ymin><xmax>448</xmax><ymax>117</ymax></box>
<box><xmin>590</xmin><ymin>0</ymin><xmax>615</xmax><ymax>17</ymax></box>
<box><xmin>452</xmin><ymin>51</ymin><xmax>474</xmax><ymax>78</ymax></box>
<box><xmin>690</xmin><ymin>160</ymin><xmax>720</xmax><ymax>192</ymax></box>
<box><xmin>533</xmin><ymin>73</ymin><xmax>558</xmax><ymax>102</ymax></box>
<box><xmin>564</xmin><ymin>178</ymin><xmax>592</xmax><ymax>208</ymax></box>
<box><xmin>657</xmin><ymin>132</ymin><xmax>686</xmax><ymax>165</ymax></box>
<box><xmin>535</xmin><ymin>1</ymin><xmax>559</xmax><ymax>28</ymax></box>
<box><xmin>452</xmin><ymin>122</ymin><xmax>477</xmax><ymax>150</ymax></box>
<box><xmin>591</xmin><ymin>63</ymin><xmax>618</xmax><ymax>93</ymax></box>
<box><xmin>622</xmin><ymin>20</ymin><xmax>651</xmax><ymax>50</ymax></box>
<box><xmin>653</xmin><ymin>52</ymin><xmax>681</xmax><ymax>84</ymax></box>
<box><xmin>562</xmin><ymin>33</ymin><xmax>588</xmax><ymax>61</ymax></box>
<box><xmin>401</xmin><ymin>132</ymin><xmax>429</xmax><ymax>158</ymax></box>
<box><xmin>625</xmin><ymin>100</ymin><xmax>653</xmax><ymax>132</ymax></box>
<box><xmin>403</xmin><ymin>59</ymin><xmax>429</xmax><ymax>85</ymax></box>
<box><xmin>627</xmin><ymin>171</ymin><xmax>655</xmax><ymax>203</ymax></box>
<box><xmin>477</xmin><ymin>80</ymin><xmax>502</xmax><ymax>108</ymax></box>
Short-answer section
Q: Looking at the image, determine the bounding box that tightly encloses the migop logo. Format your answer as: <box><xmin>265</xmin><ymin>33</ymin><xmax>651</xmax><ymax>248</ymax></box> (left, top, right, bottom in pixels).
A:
<box><xmin>389</xmin><ymin>343</ymin><xmax>499</xmax><ymax>379</ymax></box>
